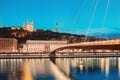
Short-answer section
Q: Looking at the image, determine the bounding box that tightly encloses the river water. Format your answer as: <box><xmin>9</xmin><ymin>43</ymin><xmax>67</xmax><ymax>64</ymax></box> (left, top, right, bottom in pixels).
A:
<box><xmin>0</xmin><ymin>57</ymin><xmax>120</xmax><ymax>80</ymax></box>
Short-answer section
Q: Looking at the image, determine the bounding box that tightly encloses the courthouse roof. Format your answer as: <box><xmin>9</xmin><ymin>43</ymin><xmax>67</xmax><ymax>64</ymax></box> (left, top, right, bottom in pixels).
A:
<box><xmin>26</xmin><ymin>40</ymin><xmax>68</xmax><ymax>44</ymax></box>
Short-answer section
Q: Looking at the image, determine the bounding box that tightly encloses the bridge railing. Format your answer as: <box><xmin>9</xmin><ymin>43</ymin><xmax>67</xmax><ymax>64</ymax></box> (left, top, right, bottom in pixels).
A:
<box><xmin>80</xmin><ymin>39</ymin><xmax>120</xmax><ymax>45</ymax></box>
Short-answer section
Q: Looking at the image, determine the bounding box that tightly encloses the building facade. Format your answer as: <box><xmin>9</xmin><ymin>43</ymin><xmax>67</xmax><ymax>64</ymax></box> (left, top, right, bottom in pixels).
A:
<box><xmin>22</xmin><ymin>40</ymin><xmax>67</xmax><ymax>52</ymax></box>
<box><xmin>0</xmin><ymin>38</ymin><xmax>17</xmax><ymax>52</ymax></box>
<box><xmin>25</xmin><ymin>21</ymin><xmax>34</xmax><ymax>32</ymax></box>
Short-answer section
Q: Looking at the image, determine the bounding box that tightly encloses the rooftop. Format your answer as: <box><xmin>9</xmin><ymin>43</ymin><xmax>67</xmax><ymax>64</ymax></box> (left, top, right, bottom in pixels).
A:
<box><xmin>26</xmin><ymin>40</ymin><xmax>68</xmax><ymax>44</ymax></box>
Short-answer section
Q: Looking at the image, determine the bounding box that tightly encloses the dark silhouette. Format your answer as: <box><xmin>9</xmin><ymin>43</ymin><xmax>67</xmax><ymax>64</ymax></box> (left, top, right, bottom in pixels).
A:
<box><xmin>0</xmin><ymin>27</ymin><xmax>103</xmax><ymax>44</ymax></box>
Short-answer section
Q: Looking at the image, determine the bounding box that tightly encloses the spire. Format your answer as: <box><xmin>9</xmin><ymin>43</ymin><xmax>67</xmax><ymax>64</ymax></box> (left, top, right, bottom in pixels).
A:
<box><xmin>26</xmin><ymin>21</ymin><xmax>28</xmax><ymax>24</ymax></box>
<box><xmin>23</xmin><ymin>23</ymin><xmax>25</xmax><ymax>28</ymax></box>
<box><xmin>56</xmin><ymin>22</ymin><xmax>58</xmax><ymax>32</ymax></box>
<box><xmin>32</xmin><ymin>20</ymin><xmax>34</xmax><ymax>24</ymax></box>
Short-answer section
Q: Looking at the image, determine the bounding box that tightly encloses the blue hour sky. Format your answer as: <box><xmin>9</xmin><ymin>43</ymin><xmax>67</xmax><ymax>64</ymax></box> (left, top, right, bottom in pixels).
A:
<box><xmin>0</xmin><ymin>0</ymin><xmax>120</xmax><ymax>35</ymax></box>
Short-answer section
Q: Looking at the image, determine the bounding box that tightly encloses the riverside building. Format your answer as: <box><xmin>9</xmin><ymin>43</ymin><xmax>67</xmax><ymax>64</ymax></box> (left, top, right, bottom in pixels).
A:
<box><xmin>0</xmin><ymin>38</ymin><xmax>17</xmax><ymax>52</ymax></box>
<box><xmin>22</xmin><ymin>40</ymin><xmax>68</xmax><ymax>52</ymax></box>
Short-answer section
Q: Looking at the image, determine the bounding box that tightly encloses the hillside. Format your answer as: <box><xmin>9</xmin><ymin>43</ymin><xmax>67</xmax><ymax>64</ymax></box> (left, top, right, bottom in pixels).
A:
<box><xmin>0</xmin><ymin>27</ymin><xmax>102</xmax><ymax>43</ymax></box>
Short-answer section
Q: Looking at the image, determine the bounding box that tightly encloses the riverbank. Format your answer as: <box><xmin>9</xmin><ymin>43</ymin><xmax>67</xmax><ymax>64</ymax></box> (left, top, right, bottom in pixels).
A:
<box><xmin>0</xmin><ymin>52</ymin><xmax>120</xmax><ymax>59</ymax></box>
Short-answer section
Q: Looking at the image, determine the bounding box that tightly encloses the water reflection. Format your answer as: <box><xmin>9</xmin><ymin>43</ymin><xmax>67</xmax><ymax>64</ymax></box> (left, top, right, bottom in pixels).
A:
<box><xmin>118</xmin><ymin>58</ymin><xmax>120</xmax><ymax>76</ymax></box>
<box><xmin>0</xmin><ymin>58</ymin><xmax>120</xmax><ymax>80</ymax></box>
<box><xmin>100</xmin><ymin>58</ymin><xmax>105</xmax><ymax>72</ymax></box>
<box><xmin>105</xmin><ymin>58</ymin><xmax>109</xmax><ymax>76</ymax></box>
<box><xmin>22</xmin><ymin>61</ymin><xmax>33</xmax><ymax>80</ymax></box>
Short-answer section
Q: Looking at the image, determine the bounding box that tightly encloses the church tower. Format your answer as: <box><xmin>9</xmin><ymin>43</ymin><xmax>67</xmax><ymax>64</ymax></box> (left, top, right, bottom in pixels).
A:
<box><xmin>56</xmin><ymin>22</ymin><xmax>58</xmax><ymax>32</ymax></box>
<box><xmin>25</xmin><ymin>21</ymin><xmax>34</xmax><ymax>32</ymax></box>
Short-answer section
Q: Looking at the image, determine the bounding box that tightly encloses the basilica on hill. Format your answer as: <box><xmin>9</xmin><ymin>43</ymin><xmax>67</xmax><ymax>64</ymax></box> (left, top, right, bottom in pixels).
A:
<box><xmin>11</xmin><ymin>21</ymin><xmax>34</xmax><ymax>32</ymax></box>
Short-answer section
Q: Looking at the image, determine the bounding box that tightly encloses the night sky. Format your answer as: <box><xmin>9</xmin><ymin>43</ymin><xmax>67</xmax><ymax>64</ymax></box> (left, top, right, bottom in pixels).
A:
<box><xmin>0</xmin><ymin>0</ymin><xmax>120</xmax><ymax>35</ymax></box>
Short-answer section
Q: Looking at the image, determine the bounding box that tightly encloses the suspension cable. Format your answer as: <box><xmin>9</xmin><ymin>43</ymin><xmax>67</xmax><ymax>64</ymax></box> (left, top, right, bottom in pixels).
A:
<box><xmin>72</xmin><ymin>0</ymin><xmax>88</xmax><ymax>34</ymax></box>
<box><xmin>99</xmin><ymin>0</ymin><xmax>110</xmax><ymax>39</ymax></box>
<box><xmin>84</xmin><ymin>0</ymin><xmax>99</xmax><ymax>42</ymax></box>
<box><xmin>64</xmin><ymin>0</ymin><xmax>82</xmax><ymax>33</ymax></box>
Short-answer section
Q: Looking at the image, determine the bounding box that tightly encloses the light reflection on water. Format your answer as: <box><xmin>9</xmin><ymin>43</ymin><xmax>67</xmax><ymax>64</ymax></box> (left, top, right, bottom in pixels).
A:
<box><xmin>0</xmin><ymin>57</ymin><xmax>120</xmax><ymax>80</ymax></box>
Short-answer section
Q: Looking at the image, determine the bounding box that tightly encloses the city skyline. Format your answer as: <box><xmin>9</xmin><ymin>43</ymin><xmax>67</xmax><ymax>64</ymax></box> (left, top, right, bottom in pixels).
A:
<box><xmin>0</xmin><ymin>0</ymin><xmax>120</xmax><ymax>35</ymax></box>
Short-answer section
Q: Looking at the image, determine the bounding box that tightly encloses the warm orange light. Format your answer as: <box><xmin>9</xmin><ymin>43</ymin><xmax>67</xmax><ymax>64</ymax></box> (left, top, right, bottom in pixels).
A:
<box><xmin>21</xmin><ymin>61</ymin><xmax>33</xmax><ymax>80</ymax></box>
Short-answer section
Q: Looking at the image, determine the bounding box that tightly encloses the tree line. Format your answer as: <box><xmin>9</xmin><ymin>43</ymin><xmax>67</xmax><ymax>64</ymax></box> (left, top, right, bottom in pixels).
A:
<box><xmin>0</xmin><ymin>27</ymin><xmax>103</xmax><ymax>43</ymax></box>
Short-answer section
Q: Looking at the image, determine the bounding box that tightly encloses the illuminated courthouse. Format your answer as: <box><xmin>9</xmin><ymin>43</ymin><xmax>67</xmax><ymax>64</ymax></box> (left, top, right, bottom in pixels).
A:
<box><xmin>22</xmin><ymin>40</ymin><xmax>68</xmax><ymax>52</ymax></box>
<box><xmin>0</xmin><ymin>38</ymin><xmax>17</xmax><ymax>52</ymax></box>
